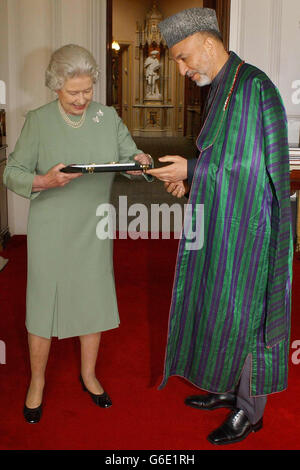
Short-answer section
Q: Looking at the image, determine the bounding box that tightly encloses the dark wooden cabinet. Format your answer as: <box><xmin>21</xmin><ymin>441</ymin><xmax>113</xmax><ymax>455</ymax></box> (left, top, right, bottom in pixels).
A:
<box><xmin>0</xmin><ymin>145</ymin><xmax>10</xmax><ymax>248</ymax></box>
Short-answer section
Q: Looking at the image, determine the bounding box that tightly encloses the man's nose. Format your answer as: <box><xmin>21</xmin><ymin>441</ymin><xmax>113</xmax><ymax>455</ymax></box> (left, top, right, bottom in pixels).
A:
<box><xmin>178</xmin><ymin>62</ymin><xmax>188</xmax><ymax>77</ymax></box>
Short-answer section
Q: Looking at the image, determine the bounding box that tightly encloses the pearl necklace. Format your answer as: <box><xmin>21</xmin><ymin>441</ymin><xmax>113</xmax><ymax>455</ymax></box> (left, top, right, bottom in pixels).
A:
<box><xmin>58</xmin><ymin>100</ymin><xmax>86</xmax><ymax>128</ymax></box>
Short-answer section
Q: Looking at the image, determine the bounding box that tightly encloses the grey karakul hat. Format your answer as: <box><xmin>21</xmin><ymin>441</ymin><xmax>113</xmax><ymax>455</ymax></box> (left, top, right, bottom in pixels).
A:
<box><xmin>158</xmin><ymin>8</ymin><xmax>220</xmax><ymax>48</ymax></box>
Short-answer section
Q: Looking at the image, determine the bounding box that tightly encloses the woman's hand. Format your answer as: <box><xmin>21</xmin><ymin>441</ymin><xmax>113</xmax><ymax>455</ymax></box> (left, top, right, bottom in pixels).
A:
<box><xmin>126</xmin><ymin>153</ymin><xmax>152</xmax><ymax>176</ymax></box>
<box><xmin>32</xmin><ymin>163</ymin><xmax>83</xmax><ymax>192</ymax></box>
<box><xmin>164</xmin><ymin>180</ymin><xmax>189</xmax><ymax>198</ymax></box>
<box><xmin>145</xmin><ymin>155</ymin><xmax>187</xmax><ymax>182</ymax></box>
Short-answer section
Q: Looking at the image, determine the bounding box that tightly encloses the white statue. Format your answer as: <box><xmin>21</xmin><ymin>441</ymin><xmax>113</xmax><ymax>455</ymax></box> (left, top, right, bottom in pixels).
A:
<box><xmin>144</xmin><ymin>50</ymin><xmax>161</xmax><ymax>99</ymax></box>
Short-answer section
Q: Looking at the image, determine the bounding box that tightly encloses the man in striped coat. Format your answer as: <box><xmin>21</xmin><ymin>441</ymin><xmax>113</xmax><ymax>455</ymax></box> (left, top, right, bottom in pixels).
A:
<box><xmin>146</xmin><ymin>8</ymin><xmax>293</xmax><ymax>445</ymax></box>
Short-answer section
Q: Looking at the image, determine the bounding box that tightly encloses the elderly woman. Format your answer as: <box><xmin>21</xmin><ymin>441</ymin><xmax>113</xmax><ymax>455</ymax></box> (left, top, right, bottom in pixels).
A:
<box><xmin>3</xmin><ymin>44</ymin><xmax>152</xmax><ymax>423</ymax></box>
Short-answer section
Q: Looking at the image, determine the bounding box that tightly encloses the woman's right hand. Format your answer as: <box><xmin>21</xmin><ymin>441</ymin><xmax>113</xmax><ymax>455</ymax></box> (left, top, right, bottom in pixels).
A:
<box><xmin>32</xmin><ymin>163</ymin><xmax>83</xmax><ymax>192</ymax></box>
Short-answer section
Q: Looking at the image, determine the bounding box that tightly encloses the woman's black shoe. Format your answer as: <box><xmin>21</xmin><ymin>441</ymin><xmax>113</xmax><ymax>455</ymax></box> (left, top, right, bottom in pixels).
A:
<box><xmin>79</xmin><ymin>375</ymin><xmax>112</xmax><ymax>408</ymax></box>
<box><xmin>23</xmin><ymin>403</ymin><xmax>43</xmax><ymax>423</ymax></box>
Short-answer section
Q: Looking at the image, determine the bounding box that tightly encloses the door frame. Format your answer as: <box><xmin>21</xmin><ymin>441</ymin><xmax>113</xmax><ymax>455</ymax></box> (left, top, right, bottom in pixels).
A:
<box><xmin>106</xmin><ymin>0</ymin><xmax>113</xmax><ymax>106</ymax></box>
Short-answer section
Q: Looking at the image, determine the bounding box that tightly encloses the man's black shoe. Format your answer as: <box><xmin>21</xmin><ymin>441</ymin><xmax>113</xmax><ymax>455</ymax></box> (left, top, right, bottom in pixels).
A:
<box><xmin>185</xmin><ymin>392</ymin><xmax>236</xmax><ymax>411</ymax></box>
<box><xmin>207</xmin><ymin>408</ymin><xmax>263</xmax><ymax>445</ymax></box>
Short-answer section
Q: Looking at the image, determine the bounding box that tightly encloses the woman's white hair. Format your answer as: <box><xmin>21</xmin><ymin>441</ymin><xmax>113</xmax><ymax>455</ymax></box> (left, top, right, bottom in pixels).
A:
<box><xmin>45</xmin><ymin>44</ymin><xmax>100</xmax><ymax>91</ymax></box>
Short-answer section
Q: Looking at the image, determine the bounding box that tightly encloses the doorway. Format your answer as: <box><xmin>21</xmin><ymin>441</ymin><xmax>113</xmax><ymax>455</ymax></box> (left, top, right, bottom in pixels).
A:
<box><xmin>111</xmin><ymin>43</ymin><xmax>132</xmax><ymax>128</ymax></box>
<box><xmin>107</xmin><ymin>0</ymin><xmax>231</xmax><ymax>140</ymax></box>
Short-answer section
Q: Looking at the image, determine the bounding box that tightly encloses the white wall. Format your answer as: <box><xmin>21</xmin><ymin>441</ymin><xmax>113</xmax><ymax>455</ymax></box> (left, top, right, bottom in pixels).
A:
<box><xmin>2</xmin><ymin>0</ymin><xmax>300</xmax><ymax>234</ymax></box>
<box><xmin>230</xmin><ymin>0</ymin><xmax>300</xmax><ymax>144</ymax></box>
<box><xmin>0</xmin><ymin>0</ymin><xmax>107</xmax><ymax>235</ymax></box>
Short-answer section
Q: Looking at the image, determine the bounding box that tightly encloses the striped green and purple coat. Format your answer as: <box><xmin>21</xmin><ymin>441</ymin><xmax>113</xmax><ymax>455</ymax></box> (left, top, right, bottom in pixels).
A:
<box><xmin>160</xmin><ymin>52</ymin><xmax>293</xmax><ymax>396</ymax></box>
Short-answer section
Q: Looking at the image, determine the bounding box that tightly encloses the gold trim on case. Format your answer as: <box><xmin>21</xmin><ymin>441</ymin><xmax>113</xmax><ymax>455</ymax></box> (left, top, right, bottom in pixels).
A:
<box><xmin>87</xmin><ymin>164</ymin><xmax>96</xmax><ymax>174</ymax></box>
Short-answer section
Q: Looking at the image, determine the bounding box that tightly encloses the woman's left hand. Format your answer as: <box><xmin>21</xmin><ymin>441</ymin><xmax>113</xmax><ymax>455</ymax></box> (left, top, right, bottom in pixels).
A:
<box><xmin>126</xmin><ymin>153</ymin><xmax>152</xmax><ymax>175</ymax></box>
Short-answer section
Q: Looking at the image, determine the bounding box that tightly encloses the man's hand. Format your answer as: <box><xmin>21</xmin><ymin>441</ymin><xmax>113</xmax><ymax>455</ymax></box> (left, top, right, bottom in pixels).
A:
<box><xmin>164</xmin><ymin>180</ymin><xmax>189</xmax><ymax>198</ymax></box>
<box><xmin>145</xmin><ymin>155</ymin><xmax>187</xmax><ymax>182</ymax></box>
<box><xmin>126</xmin><ymin>153</ymin><xmax>152</xmax><ymax>176</ymax></box>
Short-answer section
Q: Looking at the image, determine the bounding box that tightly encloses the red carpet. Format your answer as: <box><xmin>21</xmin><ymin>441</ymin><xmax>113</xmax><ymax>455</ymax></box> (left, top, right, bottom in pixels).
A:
<box><xmin>0</xmin><ymin>235</ymin><xmax>300</xmax><ymax>450</ymax></box>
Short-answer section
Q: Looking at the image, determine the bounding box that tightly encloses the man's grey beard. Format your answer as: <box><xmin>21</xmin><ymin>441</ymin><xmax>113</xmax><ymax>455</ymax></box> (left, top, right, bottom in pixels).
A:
<box><xmin>186</xmin><ymin>70</ymin><xmax>212</xmax><ymax>87</ymax></box>
<box><xmin>195</xmin><ymin>74</ymin><xmax>212</xmax><ymax>87</ymax></box>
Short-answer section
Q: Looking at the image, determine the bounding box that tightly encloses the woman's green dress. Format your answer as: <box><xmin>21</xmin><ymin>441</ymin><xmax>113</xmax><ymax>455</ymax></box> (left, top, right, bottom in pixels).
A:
<box><xmin>4</xmin><ymin>100</ymin><xmax>146</xmax><ymax>339</ymax></box>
